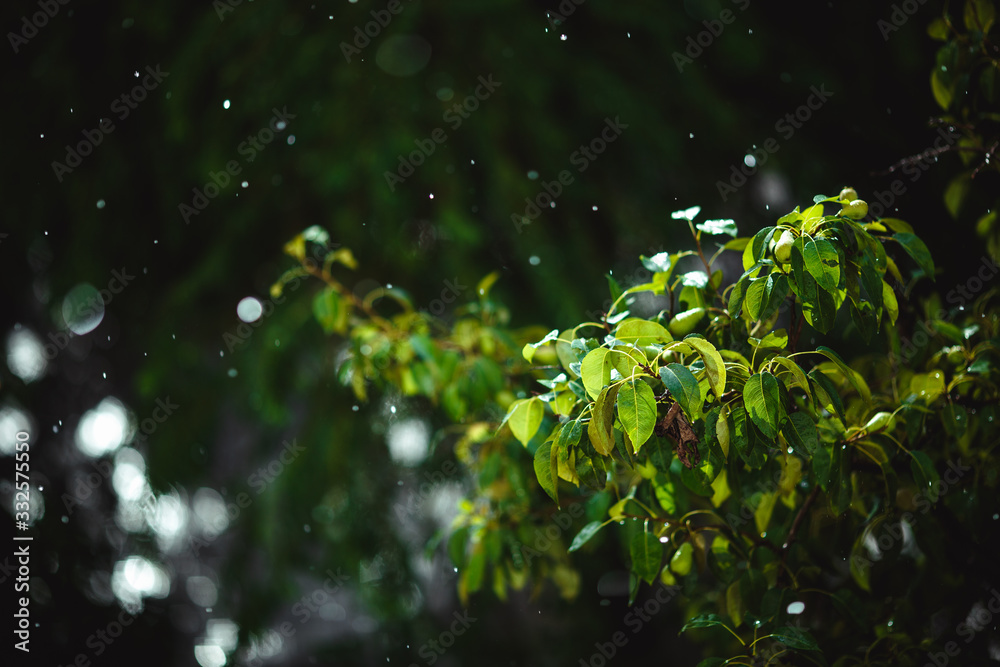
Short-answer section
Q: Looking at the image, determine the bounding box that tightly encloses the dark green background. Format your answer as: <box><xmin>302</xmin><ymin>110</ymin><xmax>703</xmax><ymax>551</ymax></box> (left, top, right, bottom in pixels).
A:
<box><xmin>2</xmin><ymin>1</ymin><xmax>970</xmax><ymax>665</ymax></box>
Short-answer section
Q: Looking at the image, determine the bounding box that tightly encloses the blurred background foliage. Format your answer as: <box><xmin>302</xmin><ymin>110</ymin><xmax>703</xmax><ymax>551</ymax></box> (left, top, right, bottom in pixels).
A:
<box><xmin>3</xmin><ymin>0</ymin><xmax>996</xmax><ymax>665</ymax></box>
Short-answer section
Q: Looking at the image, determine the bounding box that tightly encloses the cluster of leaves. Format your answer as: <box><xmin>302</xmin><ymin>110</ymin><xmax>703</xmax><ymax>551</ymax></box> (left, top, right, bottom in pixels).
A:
<box><xmin>279</xmin><ymin>183</ymin><xmax>999</xmax><ymax>664</ymax></box>
<box><xmin>495</xmin><ymin>194</ymin><xmax>999</xmax><ymax>666</ymax></box>
<box><xmin>927</xmin><ymin>0</ymin><xmax>1000</xmax><ymax>255</ymax></box>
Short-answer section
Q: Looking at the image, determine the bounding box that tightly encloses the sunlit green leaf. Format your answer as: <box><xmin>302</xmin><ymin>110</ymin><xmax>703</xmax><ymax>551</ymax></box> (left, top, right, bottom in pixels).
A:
<box><xmin>659</xmin><ymin>363</ymin><xmax>702</xmax><ymax>420</ymax></box>
<box><xmin>581</xmin><ymin>348</ymin><xmax>613</xmax><ymax>400</ymax></box>
<box><xmin>743</xmin><ymin>372</ymin><xmax>784</xmax><ymax>440</ymax></box>
<box><xmin>696</xmin><ymin>218</ymin><xmax>738</xmax><ymax>237</ymax></box>
<box><xmin>618</xmin><ymin>377</ymin><xmax>658</xmax><ymax>453</ymax></box>
<box><xmin>588</xmin><ymin>384</ymin><xmax>621</xmax><ymax>456</ymax></box>
<box><xmin>508</xmin><ymin>397</ymin><xmax>544</xmax><ymax>446</ymax></box>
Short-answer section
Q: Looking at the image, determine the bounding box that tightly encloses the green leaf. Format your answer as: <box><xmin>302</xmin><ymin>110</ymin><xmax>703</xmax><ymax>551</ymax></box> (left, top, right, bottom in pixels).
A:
<box><xmin>697</xmin><ymin>659</ymin><xmax>727</xmax><ymax>667</ymax></box>
<box><xmin>770</xmin><ymin>355</ymin><xmax>812</xmax><ymax>401</ymax></box>
<box><xmin>750</xmin><ymin>329</ymin><xmax>789</xmax><ymax>351</ymax></box>
<box><xmin>910</xmin><ymin>450</ymin><xmax>941</xmax><ymax>499</ymax></box>
<box><xmin>728</xmin><ymin>276</ymin><xmax>749</xmax><ymax>318</ymax></box>
<box><xmin>715</xmin><ymin>405</ymin><xmax>732</xmax><ymax>460</ymax></box>
<box><xmin>607</xmin><ymin>273</ymin><xmax>624</xmax><ymax>303</ymax></box>
<box><xmin>892</xmin><ymin>233</ymin><xmax>935</xmax><ymax>278</ymax></box>
<box><xmin>681</xmin><ymin>462</ymin><xmax>715</xmax><ymax>496</ymax></box>
<box><xmin>618</xmin><ymin>377</ymin><xmax>658</xmax><ymax>453</ymax></box>
<box><xmin>908</xmin><ymin>371</ymin><xmax>945</xmax><ymax>404</ymax></box>
<box><xmin>557</xmin><ymin>418</ymin><xmax>583</xmax><ymax>448</ymax></box>
<box><xmin>803</xmin><ymin>238</ymin><xmax>840</xmax><ymax>292</ymax></box>
<box><xmin>610</xmin><ymin>345</ymin><xmax>648</xmax><ymax>378</ymax></box>
<box><xmin>447</xmin><ymin>526</ymin><xmax>468</xmax><ymax>567</ymax></box>
<box><xmin>932</xmin><ymin>67</ymin><xmax>953</xmax><ymax>110</ymax></box>
<box><xmin>653</xmin><ymin>472</ymin><xmax>677</xmax><ymax>512</ymax></box>
<box><xmin>630</xmin><ymin>530</ymin><xmax>663</xmax><ymax>584</ymax></box>
<box><xmin>789</xmin><ymin>238</ymin><xmax>817</xmax><ymax>302</ymax></box>
<box><xmin>772</xmin><ymin>626</ymin><xmax>820</xmax><ymax>651</ymax></box>
<box><xmin>808</xmin><ymin>369</ymin><xmax>845</xmax><ymax>420</ymax></box>
<box><xmin>783</xmin><ymin>412</ymin><xmax>819</xmax><ymax>457</ymax></box>
<box><xmin>313</xmin><ymin>287</ymin><xmax>348</xmax><ymax>334</ymax></box>
<box><xmin>753</xmin><ymin>490</ymin><xmax>778</xmax><ymax>534</ymax></box>
<box><xmin>671</xmin><ymin>205</ymin><xmax>701</xmax><ymax>221</ymax></box>
<box><xmin>464</xmin><ymin>545</ymin><xmax>486</xmax><ymax>594</ymax></box>
<box><xmin>581</xmin><ymin>348</ymin><xmax>613</xmax><ymax>400</ymax></box>
<box><xmin>744</xmin><ymin>273</ymin><xmax>788</xmax><ymax>322</ymax></box>
<box><xmin>508</xmin><ymin>398</ymin><xmax>544</xmax><ymax>446</ymax></box>
<box><xmin>659</xmin><ymin>363</ymin><xmax>702</xmax><ymax>420</ymax></box>
<box><xmin>575</xmin><ymin>452</ymin><xmax>606</xmax><ymax>491</ymax></box>
<box><xmin>829</xmin><ymin>441</ymin><xmax>853</xmax><ymax>514</ymax></box>
<box><xmin>724</xmin><ymin>237</ymin><xmax>750</xmax><ymax>252</ymax></box>
<box><xmin>681</xmin><ymin>612</ymin><xmax>732</xmax><ymax>633</ymax></box>
<box><xmin>928</xmin><ymin>16</ymin><xmax>950</xmax><ymax>39</ymax></box>
<box><xmin>761</xmin><ymin>273</ymin><xmax>790</xmax><ymax>321</ymax></box>
<box><xmin>743</xmin><ymin>372</ymin><xmax>784</xmax><ymax>440</ymax></box>
<box><xmin>696</xmin><ymin>218</ymin><xmax>738</xmax><ymax>237</ymax></box>
<box><xmin>680</xmin><ymin>271</ymin><xmax>709</xmax><ymax>288</ymax></box>
<box><xmin>301</xmin><ymin>224</ymin><xmax>331</xmax><ymax>246</ymax></box>
<box><xmin>816</xmin><ymin>346</ymin><xmax>872</xmax><ymax>406</ymax></box>
<box><xmin>942</xmin><ymin>403</ymin><xmax>969</xmax><ymax>438</ymax></box>
<box><xmin>683</xmin><ymin>335</ymin><xmax>727</xmax><ymax>400</ymax></box>
<box><xmin>588</xmin><ymin>384</ymin><xmax>621</xmax><ymax>456</ymax></box>
<box><xmin>745</xmin><ymin>226</ymin><xmax>778</xmax><ymax>270</ymax></box>
<box><xmin>965</xmin><ymin>0</ymin><xmax>996</xmax><ymax>32</ymax></box>
<box><xmin>882</xmin><ymin>281</ymin><xmax>899</xmax><ymax>325</ymax></box>
<box><xmin>615</xmin><ymin>318</ymin><xmax>673</xmax><ymax>346</ymax></box>
<box><xmin>744</xmin><ymin>277</ymin><xmax>768</xmax><ymax>321</ymax></box>
<box><xmin>849</xmin><ymin>529</ymin><xmax>872</xmax><ymax>592</ymax></box>
<box><xmin>640</xmin><ymin>252</ymin><xmax>672</xmax><ymax>273</ymax></box>
<box><xmin>534</xmin><ymin>440</ymin><xmax>558</xmax><ymax>503</ymax></box>
<box><xmin>522</xmin><ymin>329</ymin><xmax>560</xmax><ymax>363</ymax></box>
<box><xmin>569</xmin><ymin>520</ymin><xmax>605</xmax><ymax>552</ymax></box>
